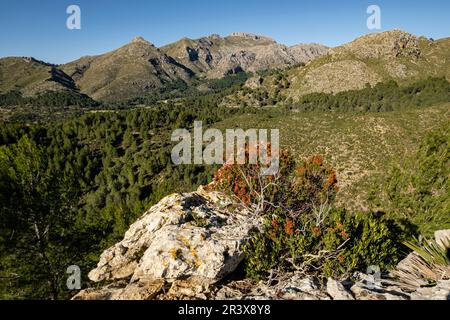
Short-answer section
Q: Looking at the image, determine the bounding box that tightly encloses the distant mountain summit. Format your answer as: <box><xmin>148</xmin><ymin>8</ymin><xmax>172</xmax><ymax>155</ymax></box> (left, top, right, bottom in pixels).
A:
<box><xmin>131</xmin><ymin>36</ymin><xmax>152</xmax><ymax>44</ymax></box>
<box><xmin>228</xmin><ymin>32</ymin><xmax>276</xmax><ymax>42</ymax></box>
<box><xmin>60</xmin><ymin>36</ymin><xmax>193</xmax><ymax>101</ymax></box>
<box><xmin>161</xmin><ymin>33</ymin><xmax>328</xmax><ymax>79</ymax></box>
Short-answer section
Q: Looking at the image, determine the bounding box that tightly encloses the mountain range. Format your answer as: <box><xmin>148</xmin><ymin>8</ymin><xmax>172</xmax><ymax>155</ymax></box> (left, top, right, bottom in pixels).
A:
<box><xmin>0</xmin><ymin>30</ymin><xmax>448</xmax><ymax>102</ymax></box>
<box><xmin>0</xmin><ymin>32</ymin><xmax>328</xmax><ymax>101</ymax></box>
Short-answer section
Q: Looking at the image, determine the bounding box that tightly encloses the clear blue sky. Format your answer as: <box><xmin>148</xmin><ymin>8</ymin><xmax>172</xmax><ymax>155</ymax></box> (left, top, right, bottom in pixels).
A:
<box><xmin>1</xmin><ymin>0</ymin><xmax>449</xmax><ymax>64</ymax></box>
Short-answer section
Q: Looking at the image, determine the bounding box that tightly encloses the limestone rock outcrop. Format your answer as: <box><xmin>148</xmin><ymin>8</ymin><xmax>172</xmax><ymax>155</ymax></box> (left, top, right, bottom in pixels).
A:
<box><xmin>73</xmin><ymin>186</ymin><xmax>450</xmax><ymax>301</ymax></box>
<box><xmin>86</xmin><ymin>186</ymin><xmax>258</xmax><ymax>284</ymax></box>
<box><xmin>160</xmin><ymin>33</ymin><xmax>328</xmax><ymax>78</ymax></box>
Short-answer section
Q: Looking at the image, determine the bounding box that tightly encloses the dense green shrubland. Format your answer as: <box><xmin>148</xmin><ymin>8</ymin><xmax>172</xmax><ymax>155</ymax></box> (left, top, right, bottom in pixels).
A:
<box><xmin>0</xmin><ymin>90</ymin><xmax>99</xmax><ymax>108</ymax></box>
<box><xmin>0</xmin><ymin>90</ymin><xmax>101</xmax><ymax>123</ymax></box>
<box><xmin>226</xmin><ymin>77</ymin><xmax>450</xmax><ymax>109</ymax></box>
<box><xmin>120</xmin><ymin>73</ymin><xmax>250</xmax><ymax>107</ymax></box>
<box><xmin>244</xmin><ymin>208</ymin><xmax>403</xmax><ymax>280</ymax></box>
<box><xmin>369</xmin><ymin>121</ymin><xmax>450</xmax><ymax>236</ymax></box>
<box><xmin>293</xmin><ymin>77</ymin><xmax>450</xmax><ymax>112</ymax></box>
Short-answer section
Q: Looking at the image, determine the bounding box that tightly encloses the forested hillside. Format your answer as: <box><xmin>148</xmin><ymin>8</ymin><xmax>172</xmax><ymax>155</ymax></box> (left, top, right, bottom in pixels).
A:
<box><xmin>0</xmin><ymin>97</ymin><xmax>254</xmax><ymax>299</ymax></box>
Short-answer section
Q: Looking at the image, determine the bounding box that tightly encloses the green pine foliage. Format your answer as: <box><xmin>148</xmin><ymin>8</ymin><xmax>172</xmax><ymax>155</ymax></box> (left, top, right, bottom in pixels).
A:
<box><xmin>0</xmin><ymin>90</ymin><xmax>101</xmax><ymax>122</ymax></box>
<box><xmin>0</xmin><ymin>136</ymin><xmax>83</xmax><ymax>299</ymax></box>
<box><xmin>122</xmin><ymin>73</ymin><xmax>250</xmax><ymax>106</ymax></box>
<box><xmin>369</xmin><ymin>121</ymin><xmax>450</xmax><ymax>236</ymax></box>
<box><xmin>0</xmin><ymin>100</ymin><xmax>253</xmax><ymax>299</ymax></box>
<box><xmin>0</xmin><ymin>90</ymin><xmax>99</xmax><ymax>108</ymax></box>
<box><xmin>294</xmin><ymin>77</ymin><xmax>450</xmax><ymax>112</ymax></box>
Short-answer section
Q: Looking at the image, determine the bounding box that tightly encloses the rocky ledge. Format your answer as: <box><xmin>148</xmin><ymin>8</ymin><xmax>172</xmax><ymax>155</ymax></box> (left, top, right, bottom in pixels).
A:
<box><xmin>73</xmin><ymin>187</ymin><xmax>450</xmax><ymax>300</ymax></box>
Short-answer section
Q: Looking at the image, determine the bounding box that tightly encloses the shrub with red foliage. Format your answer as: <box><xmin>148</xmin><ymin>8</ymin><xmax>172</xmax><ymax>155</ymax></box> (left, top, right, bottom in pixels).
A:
<box><xmin>207</xmin><ymin>142</ymin><xmax>293</xmax><ymax>210</ymax></box>
<box><xmin>209</xmin><ymin>148</ymin><xmax>338</xmax><ymax>218</ymax></box>
<box><xmin>288</xmin><ymin>155</ymin><xmax>339</xmax><ymax>214</ymax></box>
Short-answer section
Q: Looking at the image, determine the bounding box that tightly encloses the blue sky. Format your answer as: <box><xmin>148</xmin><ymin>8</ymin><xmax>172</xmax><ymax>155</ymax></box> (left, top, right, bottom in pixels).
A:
<box><xmin>1</xmin><ymin>0</ymin><xmax>449</xmax><ymax>64</ymax></box>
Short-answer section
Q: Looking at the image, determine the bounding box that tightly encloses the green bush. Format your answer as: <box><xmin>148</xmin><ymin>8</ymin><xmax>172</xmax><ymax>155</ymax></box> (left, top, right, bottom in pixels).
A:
<box><xmin>210</xmin><ymin>153</ymin><xmax>404</xmax><ymax>279</ymax></box>
<box><xmin>0</xmin><ymin>91</ymin><xmax>24</xmax><ymax>106</ymax></box>
<box><xmin>243</xmin><ymin>208</ymin><xmax>404</xmax><ymax>280</ymax></box>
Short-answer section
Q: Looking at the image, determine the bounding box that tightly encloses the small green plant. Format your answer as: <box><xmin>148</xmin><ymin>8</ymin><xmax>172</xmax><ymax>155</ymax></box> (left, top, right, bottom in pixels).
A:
<box><xmin>404</xmin><ymin>238</ymin><xmax>450</xmax><ymax>267</ymax></box>
<box><xmin>189</xmin><ymin>210</ymin><xmax>209</xmax><ymax>228</ymax></box>
<box><xmin>243</xmin><ymin>208</ymin><xmax>403</xmax><ymax>279</ymax></box>
<box><xmin>392</xmin><ymin>237</ymin><xmax>450</xmax><ymax>290</ymax></box>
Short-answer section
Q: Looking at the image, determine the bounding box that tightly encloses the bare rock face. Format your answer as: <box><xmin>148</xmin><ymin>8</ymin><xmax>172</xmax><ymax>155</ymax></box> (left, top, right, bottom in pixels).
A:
<box><xmin>288</xmin><ymin>43</ymin><xmax>330</xmax><ymax>64</ymax></box>
<box><xmin>349</xmin><ymin>282</ymin><xmax>408</xmax><ymax>300</ymax></box>
<box><xmin>302</xmin><ymin>60</ymin><xmax>383</xmax><ymax>94</ymax></box>
<box><xmin>214</xmin><ymin>274</ymin><xmax>330</xmax><ymax>300</ymax></box>
<box><xmin>214</xmin><ymin>272</ymin><xmax>449</xmax><ymax>301</ymax></box>
<box><xmin>245</xmin><ymin>76</ymin><xmax>264</xmax><ymax>89</ymax></box>
<box><xmin>410</xmin><ymin>280</ymin><xmax>450</xmax><ymax>300</ymax></box>
<box><xmin>72</xmin><ymin>280</ymin><xmax>165</xmax><ymax>300</ymax></box>
<box><xmin>87</xmin><ymin>186</ymin><xmax>258</xmax><ymax>284</ymax></box>
<box><xmin>160</xmin><ymin>33</ymin><xmax>328</xmax><ymax>79</ymax></box>
<box><xmin>326</xmin><ymin>278</ymin><xmax>354</xmax><ymax>300</ymax></box>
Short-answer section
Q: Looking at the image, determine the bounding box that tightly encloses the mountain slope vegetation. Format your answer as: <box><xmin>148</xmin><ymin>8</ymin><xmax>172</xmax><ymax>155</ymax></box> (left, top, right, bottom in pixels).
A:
<box><xmin>0</xmin><ymin>57</ymin><xmax>77</xmax><ymax>96</ymax></box>
<box><xmin>1</xmin><ymin>33</ymin><xmax>328</xmax><ymax>102</ymax></box>
<box><xmin>246</xmin><ymin>30</ymin><xmax>450</xmax><ymax>101</ymax></box>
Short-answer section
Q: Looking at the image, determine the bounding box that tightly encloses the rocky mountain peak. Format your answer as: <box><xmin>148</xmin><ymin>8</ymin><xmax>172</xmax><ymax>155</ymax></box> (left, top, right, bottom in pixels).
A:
<box><xmin>159</xmin><ymin>32</ymin><xmax>328</xmax><ymax>79</ymax></box>
<box><xmin>207</xmin><ymin>33</ymin><xmax>222</xmax><ymax>39</ymax></box>
<box><xmin>275</xmin><ymin>29</ymin><xmax>448</xmax><ymax>100</ymax></box>
<box><xmin>126</xmin><ymin>36</ymin><xmax>157</xmax><ymax>51</ymax></box>
<box><xmin>228</xmin><ymin>32</ymin><xmax>276</xmax><ymax>43</ymax></box>
<box><xmin>22</xmin><ymin>56</ymin><xmax>35</xmax><ymax>63</ymax></box>
<box><xmin>333</xmin><ymin>29</ymin><xmax>423</xmax><ymax>60</ymax></box>
<box><xmin>131</xmin><ymin>36</ymin><xmax>151</xmax><ymax>44</ymax></box>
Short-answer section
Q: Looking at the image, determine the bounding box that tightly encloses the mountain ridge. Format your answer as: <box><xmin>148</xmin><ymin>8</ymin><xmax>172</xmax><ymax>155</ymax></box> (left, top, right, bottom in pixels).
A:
<box><xmin>60</xmin><ymin>36</ymin><xmax>194</xmax><ymax>101</ymax></box>
<box><xmin>0</xmin><ymin>32</ymin><xmax>328</xmax><ymax>101</ymax></box>
<box><xmin>257</xmin><ymin>29</ymin><xmax>450</xmax><ymax>100</ymax></box>
<box><xmin>160</xmin><ymin>32</ymin><xmax>328</xmax><ymax>79</ymax></box>
<box><xmin>1</xmin><ymin>29</ymin><xmax>448</xmax><ymax>102</ymax></box>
